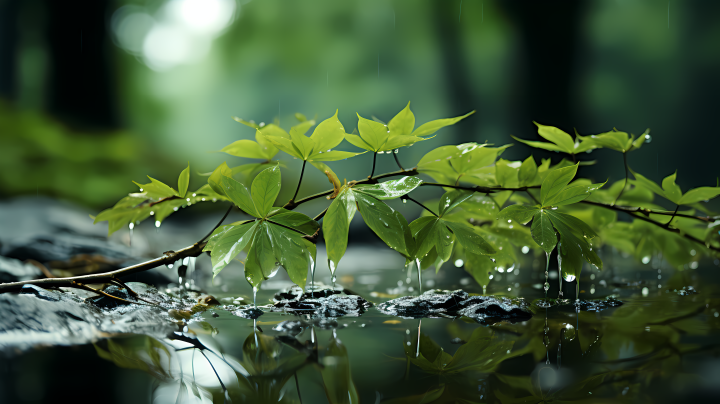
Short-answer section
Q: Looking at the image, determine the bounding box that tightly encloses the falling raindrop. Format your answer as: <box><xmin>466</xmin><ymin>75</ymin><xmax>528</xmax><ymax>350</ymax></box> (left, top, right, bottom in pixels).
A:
<box><xmin>309</xmin><ymin>253</ymin><xmax>316</xmax><ymax>291</ymax></box>
<box><xmin>563</xmin><ymin>274</ymin><xmax>576</xmax><ymax>282</ymax></box>
<box><xmin>252</xmin><ymin>286</ymin><xmax>258</xmax><ymax>308</ymax></box>
<box><xmin>155</xmin><ymin>220</ymin><xmax>161</xmax><ymax>228</ymax></box>
<box><xmin>644</xmin><ymin>133</ymin><xmax>652</xmax><ymax>143</ymax></box>
<box><xmin>544</xmin><ymin>252</ymin><xmax>550</xmax><ymax>297</ymax></box>
<box><xmin>128</xmin><ymin>223</ymin><xmax>134</xmax><ymax>246</ymax></box>
<box><xmin>328</xmin><ymin>259</ymin><xmax>337</xmax><ymax>275</ymax></box>
<box><xmin>641</xmin><ymin>256</ymin><xmax>651</xmax><ymax>264</ymax></box>
<box><xmin>331</xmin><ymin>275</ymin><xmax>337</xmax><ymax>289</ymax></box>
<box><xmin>521</xmin><ymin>246</ymin><xmax>530</xmax><ymax>254</ymax></box>
<box><xmin>415</xmin><ymin>259</ymin><xmax>422</xmax><ymax>293</ymax></box>
<box><xmin>454</xmin><ymin>259</ymin><xmax>464</xmax><ymax>267</ymax></box>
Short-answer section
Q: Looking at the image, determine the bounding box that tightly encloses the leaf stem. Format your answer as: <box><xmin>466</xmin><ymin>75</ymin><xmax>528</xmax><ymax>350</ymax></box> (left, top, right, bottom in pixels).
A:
<box><xmin>612</xmin><ymin>152</ymin><xmax>629</xmax><ymax>206</ymax></box>
<box><xmin>404</xmin><ymin>195</ymin><xmax>439</xmax><ymax>218</ymax></box>
<box><xmin>393</xmin><ymin>152</ymin><xmax>405</xmax><ymax>171</ymax></box>
<box><xmin>665</xmin><ymin>205</ymin><xmax>680</xmax><ymax>228</ymax></box>
<box><xmin>370</xmin><ymin>152</ymin><xmax>378</xmax><ymax>178</ymax></box>
<box><xmin>292</xmin><ymin>160</ymin><xmax>307</xmax><ymax>202</ymax></box>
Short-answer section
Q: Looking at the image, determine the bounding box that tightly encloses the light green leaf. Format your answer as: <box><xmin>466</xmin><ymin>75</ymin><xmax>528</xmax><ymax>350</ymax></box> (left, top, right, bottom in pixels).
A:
<box><xmin>250</xmin><ymin>165</ymin><xmax>281</xmax><ymax>217</ymax></box>
<box><xmin>534</xmin><ymin>122</ymin><xmax>575</xmax><ymax>153</ymax></box>
<box><xmin>411</xmin><ymin>110</ymin><xmax>474</xmax><ymax>138</ymax></box>
<box><xmin>531</xmin><ymin>211</ymin><xmax>557</xmax><ymax>253</ymax></box>
<box><xmin>379</xmin><ymin>135</ymin><xmax>426</xmax><ymax>151</ymax></box>
<box><xmin>309</xmin><ymin>110</ymin><xmax>346</xmax><ymax>152</ymax></box>
<box><xmin>439</xmin><ymin>189</ymin><xmax>475</xmax><ymax>216</ymax></box>
<box><xmin>388</xmin><ymin>101</ymin><xmax>415</xmax><ymax>137</ymax></box>
<box><xmin>495</xmin><ymin>159</ymin><xmax>520</xmax><ymax>187</ymax></box>
<box><xmin>207</xmin><ymin>162</ymin><xmax>233</xmax><ymax>196</ymax></box>
<box><xmin>496</xmin><ymin>204</ymin><xmax>539</xmax><ymax>224</ymax></box>
<box><xmin>540</xmin><ymin>163</ymin><xmax>578</xmax><ymax>205</ymax></box>
<box><xmin>294</xmin><ymin>112</ymin><xmax>307</xmax><ymax>122</ymax></box>
<box><xmin>518</xmin><ymin>156</ymin><xmax>538</xmax><ymax>186</ymax></box>
<box><xmin>631</xmin><ymin>129</ymin><xmax>651</xmax><ymax>151</ymax></box>
<box><xmin>662</xmin><ymin>171</ymin><xmax>682</xmax><ymax>204</ymax></box>
<box><xmin>243</xmin><ymin>225</ymin><xmax>277</xmax><ymax>287</ymax></box>
<box><xmin>544</xmin><ymin>180</ymin><xmax>606</xmax><ymax>206</ymax></box>
<box><xmin>583</xmin><ymin>130</ymin><xmax>630</xmax><ymax>152</ymax></box>
<box><xmin>177</xmin><ymin>164</ymin><xmax>190</xmax><ymax>198</ymax></box>
<box><xmin>264</xmin><ymin>134</ymin><xmax>304</xmax><ymax>159</ymax></box>
<box><xmin>134</xmin><ymin>176</ymin><xmax>177</xmax><ymax>199</ymax></box>
<box><xmin>354</xmin><ymin>176</ymin><xmax>423</xmax><ymax>200</ymax></box>
<box><xmin>210</xmin><ymin>221</ymin><xmax>258</xmax><ymax>277</ymax></box>
<box><xmin>630</xmin><ymin>169</ymin><xmax>665</xmax><ymax>198</ymax></box>
<box><xmin>267</xmin><ymin>208</ymin><xmax>319</xmax><ymax>235</ymax></box>
<box><xmin>308</xmin><ymin>150</ymin><xmax>363</xmax><ymax>162</ymax></box>
<box><xmin>289</xmin><ymin>131</ymin><xmax>315</xmax><ymax>160</ymax></box>
<box><xmin>221</xmin><ymin>175</ymin><xmax>258</xmax><ymax>217</ymax></box>
<box><xmin>444</xmin><ymin>220</ymin><xmax>495</xmax><ymax>255</ymax></box>
<box><xmin>343</xmin><ymin>133</ymin><xmax>374</xmax><ymax>152</ymax></box>
<box><xmin>220</xmin><ymin>139</ymin><xmax>268</xmax><ymax>159</ymax></box>
<box><xmin>356</xmin><ymin>113</ymin><xmax>390</xmax><ymax>151</ymax></box>
<box><xmin>679</xmin><ymin>186</ymin><xmax>720</xmax><ymax>205</ymax></box>
<box><xmin>232</xmin><ymin>116</ymin><xmax>260</xmax><ymax>129</ymax></box>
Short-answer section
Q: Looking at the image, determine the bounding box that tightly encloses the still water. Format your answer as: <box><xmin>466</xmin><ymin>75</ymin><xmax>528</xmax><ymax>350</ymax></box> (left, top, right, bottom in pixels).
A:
<box><xmin>2</xmin><ymin>249</ymin><xmax>720</xmax><ymax>403</ymax></box>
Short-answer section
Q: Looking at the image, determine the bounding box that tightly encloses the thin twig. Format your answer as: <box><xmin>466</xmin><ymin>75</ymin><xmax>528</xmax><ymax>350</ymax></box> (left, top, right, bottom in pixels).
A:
<box><xmin>665</xmin><ymin>205</ymin><xmax>680</xmax><ymax>228</ymax></box>
<box><xmin>612</xmin><ymin>151</ymin><xmax>629</xmax><ymax>205</ymax></box>
<box><xmin>313</xmin><ymin>207</ymin><xmax>329</xmax><ymax>222</ymax></box>
<box><xmin>404</xmin><ymin>196</ymin><xmax>438</xmax><ymax>218</ymax></box>
<box><xmin>199</xmin><ymin>204</ymin><xmax>233</xmax><ymax>243</ymax></box>
<box><xmin>292</xmin><ymin>160</ymin><xmax>307</xmax><ymax>202</ymax></box>
<box><xmin>369</xmin><ymin>152</ymin><xmax>378</xmax><ymax>178</ymax></box>
<box><xmin>393</xmin><ymin>152</ymin><xmax>405</xmax><ymax>171</ymax></box>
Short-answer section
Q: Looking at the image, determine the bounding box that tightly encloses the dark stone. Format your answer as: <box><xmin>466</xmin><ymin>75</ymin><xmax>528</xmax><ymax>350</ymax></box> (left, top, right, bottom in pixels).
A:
<box><xmin>232</xmin><ymin>307</ymin><xmax>264</xmax><ymax>320</ymax></box>
<box><xmin>272</xmin><ymin>286</ymin><xmax>372</xmax><ymax>318</ymax></box>
<box><xmin>0</xmin><ymin>256</ymin><xmax>42</xmax><ymax>283</ymax></box>
<box><xmin>376</xmin><ymin>289</ymin><xmax>532</xmax><ymax>322</ymax></box>
<box><xmin>272</xmin><ymin>318</ymin><xmax>340</xmax><ymax>336</ymax></box>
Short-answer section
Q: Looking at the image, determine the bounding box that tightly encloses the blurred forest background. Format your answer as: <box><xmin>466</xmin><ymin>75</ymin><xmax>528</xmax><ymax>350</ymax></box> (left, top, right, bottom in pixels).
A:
<box><xmin>1</xmin><ymin>0</ymin><xmax>719</xmax><ymax>212</ymax></box>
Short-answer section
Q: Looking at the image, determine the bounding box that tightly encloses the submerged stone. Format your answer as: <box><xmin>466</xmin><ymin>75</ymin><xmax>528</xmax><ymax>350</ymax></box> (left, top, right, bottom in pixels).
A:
<box><xmin>272</xmin><ymin>318</ymin><xmax>340</xmax><ymax>336</ymax></box>
<box><xmin>376</xmin><ymin>289</ymin><xmax>532</xmax><ymax>322</ymax></box>
<box><xmin>231</xmin><ymin>307</ymin><xmax>264</xmax><ymax>320</ymax></box>
<box><xmin>532</xmin><ymin>296</ymin><xmax>623</xmax><ymax>311</ymax></box>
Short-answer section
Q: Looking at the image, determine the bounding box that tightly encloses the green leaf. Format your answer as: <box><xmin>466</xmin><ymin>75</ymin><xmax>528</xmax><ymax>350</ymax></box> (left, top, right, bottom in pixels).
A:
<box><xmin>545</xmin><ymin>210</ymin><xmax>598</xmax><ymax>239</ymax></box>
<box><xmin>177</xmin><ymin>163</ymin><xmax>190</xmax><ymax>198</ymax></box>
<box><xmin>678</xmin><ymin>186</ymin><xmax>720</xmax><ymax>205</ymax></box>
<box><xmin>308</xmin><ymin>150</ymin><xmax>363</xmax><ymax>162</ymax></box>
<box><xmin>354</xmin><ymin>176</ymin><xmax>423</xmax><ymax>200</ymax></box>
<box><xmin>306</xmin><ymin>110</ymin><xmax>345</xmax><ymax>152</ymax></box>
<box><xmin>450</xmin><ymin>144</ymin><xmax>511</xmax><ymax>175</ymax></box>
<box><xmin>518</xmin><ymin>156</ymin><xmax>538</xmax><ymax>186</ymax></box>
<box><xmin>267</xmin><ymin>208</ymin><xmax>319</xmax><ymax>235</ymax></box>
<box><xmin>583</xmin><ymin>130</ymin><xmax>631</xmax><ymax>152</ymax></box>
<box><xmin>540</xmin><ymin>163</ymin><xmax>578</xmax><ymax>205</ymax></box>
<box><xmin>355</xmin><ymin>192</ymin><xmax>414</xmax><ymax>258</ymax></box>
<box><xmin>294</xmin><ymin>112</ymin><xmax>307</xmax><ymax>122</ymax></box>
<box><xmin>496</xmin><ymin>204</ymin><xmax>539</xmax><ymax>224</ymax></box>
<box><xmin>531</xmin><ymin>211</ymin><xmax>557</xmax><ymax>253</ymax></box>
<box><xmin>356</xmin><ymin>113</ymin><xmax>390</xmax><ymax>151</ymax></box>
<box><xmin>250</xmin><ymin>165</ymin><xmax>281</xmax><ymax>217</ymax></box>
<box><xmin>534</xmin><ymin>122</ymin><xmax>575</xmax><ymax>153</ymax></box>
<box><xmin>444</xmin><ymin>220</ymin><xmax>495</xmax><ymax>255</ymax></box>
<box><xmin>208</xmin><ymin>162</ymin><xmax>233</xmax><ymax>196</ymax></box>
<box><xmin>379</xmin><ymin>135</ymin><xmax>427</xmax><ymax>151</ymax></box>
<box><xmin>439</xmin><ymin>189</ymin><xmax>475</xmax><ymax>216</ymax></box>
<box><xmin>511</xmin><ymin>135</ymin><xmax>565</xmax><ymax>152</ymax></box>
<box><xmin>289</xmin><ymin>130</ymin><xmax>316</xmax><ymax>161</ymax></box>
<box><xmin>411</xmin><ymin>110</ymin><xmax>474</xmax><ymax>138</ymax></box>
<box><xmin>343</xmin><ymin>133</ymin><xmax>374</xmax><ymax>152</ymax></box>
<box><xmin>221</xmin><ymin>175</ymin><xmax>259</xmax><ymax>217</ymax></box>
<box><xmin>210</xmin><ymin>221</ymin><xmax>258</xmax><ymax>277</ymax></box>
<box><xmin>661</xmin><ymin>171</ymin><xmax>682</xmax><ymax>204</ymax></box>
<box><xmin>232</xmin><ymin>116</ymin><xmax>260</xmax><ymax>129</ymax></box>
<box><xmin>413</xmin><ymin>218</ymin><xmax>455</xmax><ymax>262</ymax></box>
<box><xmin>220</xmin><ymin>139</ymin><xmax>269</xmax><ymax>159</ymax></box>
<box><xmin>388</xmin><ymin>101</ymin><xmax>415</xmax><ymax>137</ymax></box>
<box><xmin>244</xmin><ymin>224</ymin><xmax>278</xmax><ymax>286</ymax></box>
<box><xmin>464</xmin><ymin>252</ymin><xmax>494</xmax><ymax>287</ymax></box>
<box><xmin>630</xmin><ymin>169</ymin><xmax>665</xmax><ymax>199</ymax></box>
<box><xmin>544</xmin><ymin>180</ymin><xmax>606</xmax><ymax>206</ymax></box>
<box><xmin>267</xmin><ymin>223</ymin><xmax>310</xmax><ymax>288</ymax></box>
<box><xmin>264</xmin><ymin>134</ymin><xmax>304</xmax><ymax>159</ymax></box>
<box><xmin>443</xmin><ymin>330</ymin><xmax>515</xmax><ymax>373</ymax></box>
<box><xmin>133</xmin><ymin>176</ymin><xmax>177</xmax><ymax>200</ymax></box>
<box><xmin>631</xmin><ymin>129</ymin><xmax>651</xmax><ymax>150</ymax></box>
<box><xmin>495</xmin><ymin>159</ymin><xmax>520</xmax><ymax>187</ymax></box>
<box><xmin>322</xmin><ymin>189</ymin><xmax>356</xmax><ymax>271</ymax></box>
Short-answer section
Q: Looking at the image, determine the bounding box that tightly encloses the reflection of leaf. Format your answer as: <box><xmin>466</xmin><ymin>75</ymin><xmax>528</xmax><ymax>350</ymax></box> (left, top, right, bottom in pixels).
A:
<box><xmin>321</xmin><ymin>337</ymin><xmax>360</xmax><ymax>404</ymax></box>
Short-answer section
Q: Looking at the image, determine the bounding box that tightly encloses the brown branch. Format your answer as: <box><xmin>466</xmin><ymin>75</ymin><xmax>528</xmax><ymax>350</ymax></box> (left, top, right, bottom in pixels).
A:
<box><xmin>0</xmin><ymin>242</ymin><xmax>206</xmax><ymax>292</ymax></box>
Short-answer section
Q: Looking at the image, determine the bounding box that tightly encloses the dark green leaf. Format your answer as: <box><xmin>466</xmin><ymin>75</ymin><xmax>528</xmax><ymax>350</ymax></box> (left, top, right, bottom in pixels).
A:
<box><xmin>444</xmin><ymin>220</ymin><xmax>495</xmax><ymax>255</ymax></box>
<box><xmin>540</xmin><ymin>163</ymin><xmax>578</xmax><ymax>205</ymax></box>
<box><xmin>531</xmin><ymin>211</ymin><xmax>557</xmax><ymax>253</ymax></box>
<box><xmin>210</xmin><ymin>221</ymin><xmax>258</xmax><ymax>277</ymax></box>
<box><xmin>544</xmin><ymin>180</ymin><xmax>606</xmax><ymax>206</ymax></box>
<box><xmin>321</xmin><ymin>338</ymin><xmax>360</xmax><ymax>404</ymax></box>
<box><xmin>661</xmin><ymin>171</ymin><xmax>682</xmax><ymax>204</ymax></box>
<box><xmin>322</xmin><ymin>189</ymin><xmax>356</xmax><ymax>270</ymax></box>
<box><xmin>439</xmin><ymin>189</ymin><xmax>475</xmax><ymax>216</ymax></box>
<box><xmin>221</xmin><ymin>175</ymin><xmax>258</xmax><ymax>217</ymax></box>
<box><xmin>267</xmin><ymin>223</ymin><xmax>310</xmax><ymax>288</ymax></box>
<box><xmin>355</xmin><ymin>192</ymin><xmax>414</xmax><ymax>257</ymax></box>
<box><xmin>267</xmin><ymin>208</ymin><xmax>319</xmax><ymax>235</ymax></box>
<box><xmin>496</xmin><ymin>204</ymin><xmax>539</xmax><ymax>225</ymax></box>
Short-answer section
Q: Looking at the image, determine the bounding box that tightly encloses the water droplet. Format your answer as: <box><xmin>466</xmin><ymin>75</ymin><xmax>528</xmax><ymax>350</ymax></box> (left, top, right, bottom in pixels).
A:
<box><xmin>186</xmin><ymin>198</ymin><xmax>190</xmax><ymax>202</ymax></box>
<box><xmin>155</xmin><ymin>220</ymin><xmax>161</xmax><ymax>228</ymax></box>
<box><xmin>149</xmin><ymin>211</ymin><xmax>154</xmax><ymax>215</ymax></box>
<box><xmin>454</xmin><ymin>259</ymin><xmax>464</xmax><ymax>267</ymax></box>
<box><xmin>192</xmin><ymin>193</ymin><xmax>196</xmax><ymax>197</ymax></box>
<box><xmin>252</xmin><ymin>286</ymin><xmax>258</xmax><ymax>308</ymax></box>
<box><xmin>521</xmin><ymin>246</ymin><xmax>530</xmax><ymax>254</ymax></box>
<box><xmin>328</xmin><ymin>259</ymin><xmax>337</xmax><ymax>275</ymax></box>
<box><xmin>173</xmin><ymin>207</ymin><xmax>179</xmax><ymax>211</ymax></box>
<box><xmin>544</xmin><ymin>282</ymin><xmax>550</xmax><ymax>291</ymax></box>
<box><xmin>128</xmin><ymin>223</ymin><xmax>135</xmax><ymax>230</ymax></box>
<box><xmin>641</xmin><ymin>256</ymin><xmax>651</xmax><ymax>264</ymax></box>
<box><xmin>394</xmin><ymin>149</ymin><xmax>399</xmax><ymax>153</ymax></box>
<box><xmin>402</xmin><ymin>199</ymin><xmax>407</xmax><ymax>203</ymax></box>
<box><xmin>564</xmin><ymin>274</ymin><xmax>576</xmax><ymax>282</ymax></box>
<box><xmin>642</xmin><ymin>287</ymin><xmax>649</xmax><ymax>297</ymax></box>
<box><xmin>644</xmin><ymin>133</ymin><xmax>652</xmax><ymax>143</ymax></box>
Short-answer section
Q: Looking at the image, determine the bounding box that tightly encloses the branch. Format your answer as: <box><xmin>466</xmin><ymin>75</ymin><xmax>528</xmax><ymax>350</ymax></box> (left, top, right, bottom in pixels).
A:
<box><xmin>403</xmin><ymin>195</ymin><xmax>438</xmax><ymax>218</ymax></box>
<box><xmin>291</xmin><ymin>160</ymin><xmax>307</xmax><ymax>202</ymax></box>
<box><xmin>580</xmin><ymin>200</ymin><xmax>713</xmax><ymax>223</ymax></box>
<box><xmin>393</xmin><ymin>152</ymin><xmax>405</xmax><ymax>171</ymax></box>
<box><xmin>0</xmin><ymin>242</ymin><xmax>207</xmax><ymax>292</ymax></box>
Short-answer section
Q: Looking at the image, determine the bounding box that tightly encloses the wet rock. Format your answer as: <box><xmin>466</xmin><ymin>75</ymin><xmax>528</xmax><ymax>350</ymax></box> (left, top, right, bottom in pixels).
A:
<box><xmin>376</xmin><ymin>289</ymin><xmax>532</xmax><ymax>322</ymax></box>
<box><xmin>272</xmin><ymin>286</ymin><xmax>372</xmax><ymax>317</ymax></box>
<box><xmin>273</xmin><ymin>284</ymin><xmax>341</xmax><ymax>302</ymax></box>
<box><xmin>272</xmin><ymin>318</ymin><xmax>340</xmax><ymax>336</ymax></box>
<box><xmin>232</xmin><ymin>307</ymin><xmax>264</xmax><ymax>320</ymax></box>
<box><xmin>0</xmin><ymin>256</ymin><xmax>43</xmax><ymax>283</ymax></box>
